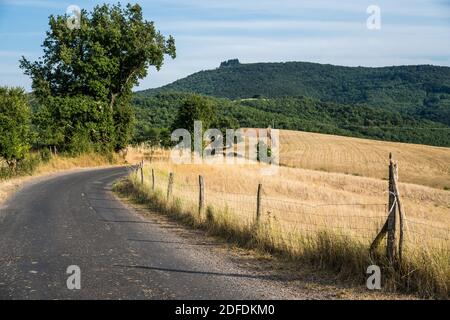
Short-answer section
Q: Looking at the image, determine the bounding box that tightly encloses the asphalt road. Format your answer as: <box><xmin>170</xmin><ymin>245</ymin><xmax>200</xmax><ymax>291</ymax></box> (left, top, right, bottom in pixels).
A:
<box><xmin>0</xmin><ymin>167</ymin><xmax>302</xmax><ymax>300</ymax></box>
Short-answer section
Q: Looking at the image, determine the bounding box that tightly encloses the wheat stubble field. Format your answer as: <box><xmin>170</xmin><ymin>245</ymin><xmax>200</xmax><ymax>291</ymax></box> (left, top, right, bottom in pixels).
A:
<box><xmin>279</xmin><ymin>130</ymin><xmax>450</xmax><ymax>190</ymax></box>
<box><xmin>122</xmin><ymin>129</ymin><xmax>450</xmax><ymax>298</ymax></box>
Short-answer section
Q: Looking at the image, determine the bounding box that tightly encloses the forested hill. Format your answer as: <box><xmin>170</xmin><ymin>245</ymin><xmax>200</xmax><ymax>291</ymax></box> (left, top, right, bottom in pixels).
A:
<box><xmin>137</xmin><ymin>60</ymin><xmax>450</xmax><ymax>126</ymax></box>
<box><xmin>132</xmin><ymin>92</ymin><xmax>450</xmax><ymax>147</ymax></box>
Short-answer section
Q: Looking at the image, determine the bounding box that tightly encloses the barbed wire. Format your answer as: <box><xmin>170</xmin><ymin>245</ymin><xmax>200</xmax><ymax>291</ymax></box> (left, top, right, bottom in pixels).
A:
<box><xmin>262</xmin><ymin>196</ymin><xmax>386</xmax><ymax>208</ymax></box>
<box><xmin>136</xmin><ymin>168</ymin><xmax>449</xmax><ymax>248</ymax></box>
<box><xmin>404</xmin><ymin>218</ymin><xmax>450</xmax><ymax>233</ymax></box>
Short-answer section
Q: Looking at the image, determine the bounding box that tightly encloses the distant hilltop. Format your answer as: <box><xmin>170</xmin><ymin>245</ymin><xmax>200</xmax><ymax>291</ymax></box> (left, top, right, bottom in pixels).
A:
<box><xmin>219</xmin><ymin>59</ymin><xmax>241</xmax><ymax>68</ymax></box>
<box><xmin>137</xmin><ymin>60</ymin><xmax>450</xmax><ymax>127</ymax></box>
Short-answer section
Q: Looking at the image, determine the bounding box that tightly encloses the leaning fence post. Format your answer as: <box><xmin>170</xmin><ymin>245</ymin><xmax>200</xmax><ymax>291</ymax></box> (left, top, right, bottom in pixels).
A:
<box><xmin>199</xmin><ymin>175</ymin><xmax>205</xmax><ymax>216</ymax></box>
<box><xmin>256</xmin><ymin>183</ymin><xmax>262</xmax><ymax>222</ymax></box>
<box><xmin>370</xmin><ymin>153</ymin><xmax>406</xmax><ymax>262</ymax></box>
<box><xmin>167</xmin><ymin>172</ymin><xmax>174</xmax><ymax>200</ymax></box>
<box><xmin>386</xmin><ymin>153</ymin><xmax>397</xmax><ymax>262</ymax></box>
<box><xmin>152</xmin><ymin>169</ymin><xmax>155</xmax><ymax>191</ymax></box>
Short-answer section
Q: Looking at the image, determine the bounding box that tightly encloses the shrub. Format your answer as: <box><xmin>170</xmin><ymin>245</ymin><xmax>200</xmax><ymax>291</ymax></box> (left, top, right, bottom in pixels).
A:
<box><xmin>35</xmin><ymin>96</ymin><xmax>115</xmax><ymax>154</ymax></box>
<box><xmin>0</xmin><ymin>87</ymin><xmax>32</xmax><ymax>172</ymax></box>
<box><xmin>39</xmin><ymin>148</ymin><xmax>52</xmax><ymax>163</ymax></box>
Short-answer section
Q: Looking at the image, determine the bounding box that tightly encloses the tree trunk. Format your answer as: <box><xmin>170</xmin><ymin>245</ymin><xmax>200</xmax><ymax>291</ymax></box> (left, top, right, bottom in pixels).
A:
<box><xmin>110</xmin><ymin>93</ymin><xmax>118</xmax><ymax>110</ymax></box>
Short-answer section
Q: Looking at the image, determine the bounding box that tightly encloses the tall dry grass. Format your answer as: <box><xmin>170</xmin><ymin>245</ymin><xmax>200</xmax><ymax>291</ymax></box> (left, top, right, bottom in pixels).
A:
<box><xmin>117</xmin><ymin>136</ymin><xmax>449</xmax><ymax>298</ymax></box>
<box><xmin>120</xmin><ymin>130</ymin><xmax>450</xmax><ymax>298</ymax></box>
<box><xmin>34</xmin><ymin>152</ymin><xmax>119</xmax><ymax>175</ymax></box>
<box><xmin>0</xmin><ymin>152</ymin><xmax>119</xmax><ymax>204</ymax></box>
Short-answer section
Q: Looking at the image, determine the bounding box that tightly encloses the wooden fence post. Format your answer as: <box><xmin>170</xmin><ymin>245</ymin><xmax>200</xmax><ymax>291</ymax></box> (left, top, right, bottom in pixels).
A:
<box><xmin>386</xmin><ymin>153</ymin><xmax>397</xmax><ymax>262</ymax></box>
<box><xmin>167</xmin><ymin>172</ymin><xmax>174</xmax><ymax>200</ymax></box>
<box><xmin>256</xmin><ymin>183</ymin><xmax>262</xmax><ymax>222</ymax></box>
<box><xmin>140</xmin><ymin>160</ymin><xmax>144</xmax><ymax>185</ymax></box>
<box><xmin>392</xmin><ymin>162</ymin><xmax>406</xmax><ymax>262</ymax></box>
<box><xmin>152</xmin><ymin>169</ymin><xmax>155</xmax><ymax>191</ymax></box>
<box><xmin>370</xmin><ymin>153</ymin><xmax>405</xmax><ymax>263</ymax></box>
<box><xmin>199</xmin><ymin>175</ymin><xmax>205</xmax><ymax>215</ymax></box>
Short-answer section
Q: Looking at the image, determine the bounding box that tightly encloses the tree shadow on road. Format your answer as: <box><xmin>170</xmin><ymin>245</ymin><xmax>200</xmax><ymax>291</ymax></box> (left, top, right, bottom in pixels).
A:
<box><xmin>113</xmin><ymin>264</ymin><xmax>283</xmax><ymax>281</ymax></box>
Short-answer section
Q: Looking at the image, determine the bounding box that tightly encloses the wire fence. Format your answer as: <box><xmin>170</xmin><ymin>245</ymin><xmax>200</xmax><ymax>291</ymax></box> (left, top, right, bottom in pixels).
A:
<box><xmin>133</xmin><ymin>164</ymin><xmax>450</xmax><ymax>256</ymax></box>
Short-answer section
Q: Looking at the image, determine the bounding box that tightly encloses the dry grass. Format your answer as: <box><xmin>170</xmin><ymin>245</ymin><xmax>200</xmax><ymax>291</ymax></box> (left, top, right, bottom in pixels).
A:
<box><xmin>123</xmin><ymin>145</ymin><xmax>169</xmax><ymax>164</ymax></box>
<box><xmin>140</xmin><ymin>161</ymin><xmax>449</xmax><ymax>245</ymax></box>
<box><xmin>120</xmin><ymin>130</ymin><xmax>450</xmax><ymax>298</ymax></box>
<box><xmin>0</xmin><ymin>153</ymin><xmax>120</xmax><ymax>204</ymax></box>
<box><xmin>279</xmin><ymin>130</ymin><xmax>450</xmax><ymax>190</ymax></box>
<box><xmin>116</xmin><ymin>171</ymin><xmax>449</xmax><ymax>298</ymax></box>
<box><xmin>34</xmin><ymin>152</ymin><xmax>120</xmax><ymax>175</ymax></box>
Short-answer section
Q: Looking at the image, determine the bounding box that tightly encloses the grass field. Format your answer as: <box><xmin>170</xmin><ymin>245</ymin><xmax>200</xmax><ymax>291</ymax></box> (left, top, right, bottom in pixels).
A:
<box><xmin>279</xmin><ymin>130</ymin><xmax>450</xmax><ymax>190</ymax></box>
<box><xmin>120</xmin><ymin>131</ymin><xmax>450</xmax><ymax>298</ymax></box>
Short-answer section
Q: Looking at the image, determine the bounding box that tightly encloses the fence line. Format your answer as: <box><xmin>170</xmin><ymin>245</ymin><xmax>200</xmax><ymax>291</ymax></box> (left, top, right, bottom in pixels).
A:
<box><xmin>133</xmin><ymin>155</ymin><xmax>450</xmax><ymax>263</ymax></box>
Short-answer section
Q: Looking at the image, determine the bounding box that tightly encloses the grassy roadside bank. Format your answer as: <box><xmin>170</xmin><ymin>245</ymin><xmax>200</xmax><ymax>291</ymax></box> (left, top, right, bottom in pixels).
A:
<box><xmin>113</xmin><ymin>173</ymin><xmax>449</xmax><ymax>299</ymax></box>
<box><xmin>0</xmin><ymin>152</ymin><xmax>121</xmax><ymax>205</ymax></box>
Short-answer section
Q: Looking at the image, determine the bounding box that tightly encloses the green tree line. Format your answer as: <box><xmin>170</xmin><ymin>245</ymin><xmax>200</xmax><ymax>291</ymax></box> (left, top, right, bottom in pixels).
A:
<box><xmin>132</xmin><ymin>92</ymin><xmax>450</xmax><ymax>147</ymax></box>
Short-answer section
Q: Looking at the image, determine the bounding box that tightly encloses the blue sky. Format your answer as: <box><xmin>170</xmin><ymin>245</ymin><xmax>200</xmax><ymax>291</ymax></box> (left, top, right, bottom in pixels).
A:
<box><xmin>0</xmin><ymin>0</ymin><xmax>449</xmax><ymax>91</ymax></box>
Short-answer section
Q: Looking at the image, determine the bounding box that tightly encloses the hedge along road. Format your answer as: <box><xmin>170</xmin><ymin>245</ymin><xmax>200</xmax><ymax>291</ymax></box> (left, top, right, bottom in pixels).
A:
<box><xmin>0</xmin><ymin>166</ymin><xmax>309</xmax><ymax>299</ymax></box>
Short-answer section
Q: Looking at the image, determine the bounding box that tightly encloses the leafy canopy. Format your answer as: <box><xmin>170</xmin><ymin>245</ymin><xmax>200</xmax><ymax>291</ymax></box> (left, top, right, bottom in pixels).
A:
<box><xmin>20</xmin><ymin>3</ymin><xmax>176</xmax><ymax>109</ymax></box>
<box><xmin>133</xmin><ymin>91</ymin><xmax>450</xmax><ymax>147</ymax></box>
<box><xmin>172</xmin><ymin>94</ymin><xmax>218</xmax><ymax>135</ymax></box>
<box><xmin>33</xmin><ymin>96</ymin><xmax>114</xmax><ymax>154</ymax></box>
<box><xmin>20</xmin><ymin>3</ymin><xmax>175</xmax><ymax>152</ymax></box>
<box><xmin>143</xmin><ymin>61</ymin><xmax>450</xmax><ymax>127</ymax></box>
<box><xmin>0</xmin><ymin>87</ymin><xmax>32</xmax><ymax>167</ymax></box>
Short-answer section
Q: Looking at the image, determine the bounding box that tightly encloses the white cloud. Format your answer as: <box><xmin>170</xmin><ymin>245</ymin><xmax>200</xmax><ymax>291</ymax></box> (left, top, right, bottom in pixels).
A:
<box><xmin>2</xmin><ymin>0</ymin><xmax>449</xmax><ymax>91</ymax></box>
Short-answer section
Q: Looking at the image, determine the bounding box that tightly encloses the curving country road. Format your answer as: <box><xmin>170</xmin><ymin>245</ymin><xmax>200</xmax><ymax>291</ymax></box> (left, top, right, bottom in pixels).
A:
<box><xmin>0</xmin><ymin>167</ymin><xmax>307</xmax><ymax>300</ymax></box>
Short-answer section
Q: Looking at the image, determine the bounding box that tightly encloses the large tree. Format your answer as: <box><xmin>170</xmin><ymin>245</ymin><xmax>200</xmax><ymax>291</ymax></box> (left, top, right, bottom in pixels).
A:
<box><xmin>172</xmin><ymin>94</ymin><xmax>218</xmax><ymax>135</ymax></box>
<box><xmin>20</xmin><ymin>3</ymin><xmax>175</xmax><ymax>150</ymax></box>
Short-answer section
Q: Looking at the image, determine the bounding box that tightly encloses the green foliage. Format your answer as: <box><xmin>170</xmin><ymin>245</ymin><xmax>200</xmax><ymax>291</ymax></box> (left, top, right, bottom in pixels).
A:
<box><xmin>172</xmin><ymin>94</ymin><xmax>218</xmax><ymax>134</ymax></box>
<box><xmin>169</xmin><ymin>94</ymin><xmax>218</xmax><ymax>149</ymax></box>
<box><xmin>132</xmin><ymin>92</ymin><xmax>450</xmax><ymax>147</ymax></box>
<box><xmin>141</xmin><ymin>61</ymin><xmax>450</xmax><ymax>127</ymax></box>
<box><xmin>133</xmin><ymin>126</ymin><xmax>172</xmax><ymax>148</ymax></box>
<box><xmin>34</xmin><ymin>95</ymin><xmax>114</xmax><ymax>155</ymax></box>
<box><xmin>414</xmin><ymin>92</ymin><xmax>450</xmax><ymax>126</ymax></box>
<box><xmin>20</xmin><ymin>3</ymin><xmax>175</xmax><ymax>106</ymax></box>
<box><xmin>0</xmin><ymin>87</ymin><xmax>32</xmax><ymax>170</ymax></box>
<box><xmin>39</xmin><ymin>148</ymin><xmax>52</xmax><ymax>163</ymax></box>
<box><xmin>20</xmin><ymin>3</ymin><xmax>176</xmax><ymax>152</ymax></box>
<box><xmin>113</xmin><ymin>101</ymin><xmax>135</xmax><ymax>151</ymax></box>
<box><xmin>133</xmin><ymin>91</ymin><xmax>190</xmax><ymax>130</ymax></box>
<box><xmin>0</xmin><ymin>153</ymin><xmax>42</xmax><ymax>180</ymax></box>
